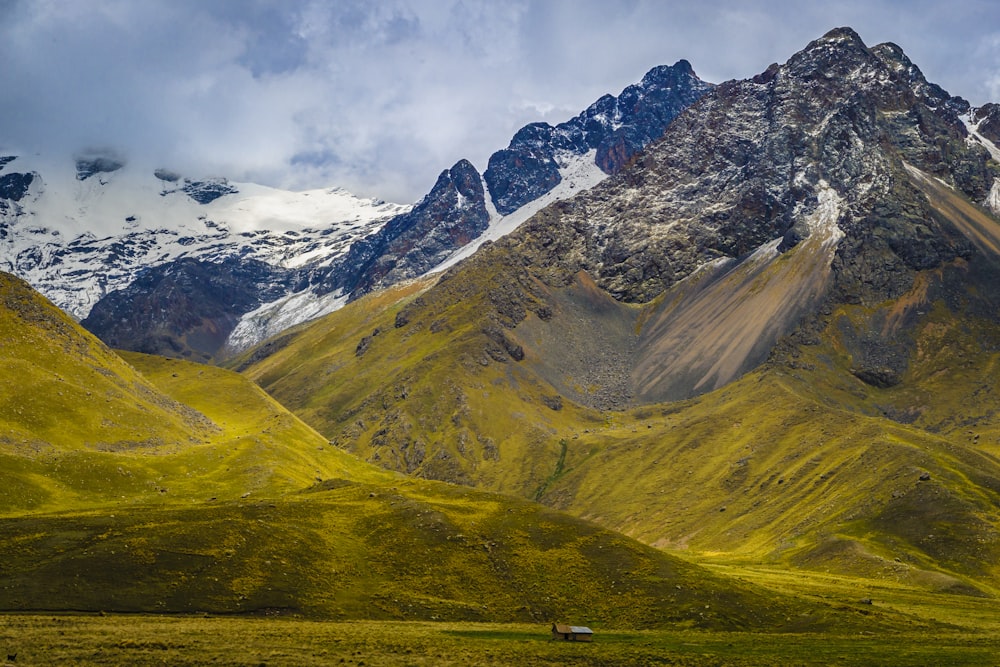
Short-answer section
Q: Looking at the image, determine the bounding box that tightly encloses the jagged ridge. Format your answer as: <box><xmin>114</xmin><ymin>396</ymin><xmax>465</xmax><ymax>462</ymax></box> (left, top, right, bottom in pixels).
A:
<box><xmin>68</xmin><ymin>61</ymin><xmax>711</xmax><ymax>361</ymax></box>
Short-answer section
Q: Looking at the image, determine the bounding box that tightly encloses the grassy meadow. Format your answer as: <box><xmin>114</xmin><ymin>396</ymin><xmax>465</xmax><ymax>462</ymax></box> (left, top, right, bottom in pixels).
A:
<box><xmin>3</xmin><ymin>603</ymin><xmax>999</xmax><ymax>667</ymax></box>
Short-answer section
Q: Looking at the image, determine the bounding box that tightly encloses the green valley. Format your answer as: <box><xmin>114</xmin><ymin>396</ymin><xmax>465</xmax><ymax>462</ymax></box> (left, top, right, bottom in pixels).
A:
<box><xmin>1</xmin><ymin>271</ymin><xmax>857</xmax><ymax>637</ymax></box>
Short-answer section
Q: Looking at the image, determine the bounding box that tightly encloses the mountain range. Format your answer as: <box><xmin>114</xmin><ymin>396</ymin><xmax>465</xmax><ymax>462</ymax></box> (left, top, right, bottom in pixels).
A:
<box><xmin>3</xmin><ymin>25</ymin><xmax>1000</xmax><ymax>633</ymax></box>
<box><xmin>0</xmin><ymin>60</ymin><xmax>710</xmax><ymax>362</ymax></box>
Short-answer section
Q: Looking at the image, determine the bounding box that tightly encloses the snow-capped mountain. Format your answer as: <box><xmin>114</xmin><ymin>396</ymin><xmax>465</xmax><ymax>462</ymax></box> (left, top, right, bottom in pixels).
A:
<box><xmin>225</xmin><ymin>61</ymin><xmax>711</xmax><ymax>356</ymax></box>
<box><xmin>3</xmin><ymin>59</ymin><xmax>712</xmax><ymax>361</ymax></box>
<box><xmin>0</xmin><ymin>151</ymin><xmax>409</xmax><ymax>321</ymax></box>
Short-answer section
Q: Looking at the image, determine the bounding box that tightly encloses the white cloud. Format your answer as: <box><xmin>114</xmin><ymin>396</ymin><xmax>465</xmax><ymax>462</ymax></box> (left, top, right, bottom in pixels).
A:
<box><xmin>1</xmin><ymin>0</ymin><xmax>998</xmax><ymax>203</ymax></box>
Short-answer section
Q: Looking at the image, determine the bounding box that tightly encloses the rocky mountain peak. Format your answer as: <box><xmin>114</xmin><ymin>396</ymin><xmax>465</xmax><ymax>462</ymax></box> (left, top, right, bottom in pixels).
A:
<box><xmin>432</xmin><ymin>158</ymin><xmax>482</xmax><ymax>202</ymax></box>
<box><xmin>415</xmin><ymin>27</ymin><xmax>998</xmax><ymax>407</ymax></box>
<box><xmin>484</xmin><ymin>60</ymin><xmax>712</xmax><ymax>214</ymax></box>
<box><xmin>787</xmin><ymin>27</ymin><xmax>880</xmax><ymax>80</ymax></box>
<box><xmin>312</xmin><ymin>158</ymin><xmax>490</xmax><ymax>299</ymax></box>
<box><xmin>818</xmin><ymin>25</ymin><xmax>866</xmax><ymax>44</ymax></box>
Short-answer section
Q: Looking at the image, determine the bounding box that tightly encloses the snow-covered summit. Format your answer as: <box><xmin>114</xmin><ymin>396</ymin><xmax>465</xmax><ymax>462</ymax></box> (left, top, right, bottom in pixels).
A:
<box><xmin>5</xmin><ymin>59</ymin><xmax>714</xmax><ymax>361</ymax></box>
<box><xmin>0</xmin><ymin>152</ymin><xmax>409</xmax><ymax>318</ymax></box>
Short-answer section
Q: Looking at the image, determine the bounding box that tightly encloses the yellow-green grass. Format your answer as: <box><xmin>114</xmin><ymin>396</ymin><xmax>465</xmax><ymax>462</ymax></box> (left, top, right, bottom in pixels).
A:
<box><xmin>119</xmin><ymin>351</ymin><xmax>390</xmax><ymax>498</ymax></box>
<box><xmin>231</xmin><ymin>251</ymin><xmax>1000</xmax><ymax>594</ymax></box>
<box><xmin>0</xmin><ymin>476</ymin><xmax>875</xmax><ymax>631</ymax></box>
<box><xmin>701</xmin><ymin>560</ymin><xmax>1000</xmax><ymax>634</ymax></box>
<box><xmin>0</xmin><ymin>342</ymin><xmax>386</xmax><ymax>514</ymax></box>
<box><xmin>0</xmin><ymin>268</ymin><xmax>401</xmax><ymax>513</ymax></box>
<box><xmin>535</xmin><ymin>367</ymin><xmax>1000</xmax><ymax>590</ymax></box>
<box><xmin>0</xmin><ymin>274</ymin><xmax>214</xmax><ymax>459</ymax></box>
<box><xmin>230</xmin><ymin>277</ymin><xmax>603</xmax><ymax>495</ymax></box>
<box><xmin>5</xmin><ymin>273</ymin><xmax>867</xmax><ymax>629</ymax></box>
<box><xmin>3</xmin><ymin>614</ymin><xmax>999</xmax><ymax>666</ymax></box>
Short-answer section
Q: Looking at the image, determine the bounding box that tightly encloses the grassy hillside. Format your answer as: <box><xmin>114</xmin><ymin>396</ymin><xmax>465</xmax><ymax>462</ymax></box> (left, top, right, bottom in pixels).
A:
<box><xmin>0</xmin><ymin>271</ymin><xmax>387</xmax><ymax>513</ymax></box>
<box><xmin>0</xmin><ymin>273</ymin><xmax>214</xmax><ymax>454</ymax></box>
<box><xmin>231</xmin><ymin>174</ymin><xmax>1000</xmax><ymax>595</ymax></box>
<box><xmin>2</xmin><ymin>271</ymin><xmax>857</xmax><ymax>629</ymax></box>
<box><xmin>0</xmin><ymin>476</ymin><xmax>873</xmax><ymax>630</ymax></box>
<box><xmin>230</xmin><ymin>272</ymin><xmax>596</xmax><ymax>493</ymax></box>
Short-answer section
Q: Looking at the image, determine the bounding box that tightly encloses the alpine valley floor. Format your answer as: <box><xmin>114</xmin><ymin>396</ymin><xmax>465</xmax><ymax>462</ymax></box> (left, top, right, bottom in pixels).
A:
<box><xmin>3</xmin><ymin>594</ymin><xmax>1000</xmax><ymax>667</ymax></box>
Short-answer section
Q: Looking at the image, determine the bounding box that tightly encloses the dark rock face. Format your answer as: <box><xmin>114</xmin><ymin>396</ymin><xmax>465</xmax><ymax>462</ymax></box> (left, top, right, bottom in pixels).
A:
<box><xmin>0</xmin><ymin>163</ymin><xmax>35</xmax><ymax>219</ymax></box>
<box><xmin>166</xmin><ymin>178</ymin><xmax>240</xmax><ymax>204</ymax></box>
<box><xmin>484</xmin><ymin>60</ymin><xmax>712</xmax><ymax>214</ymax></box>
<box><xmin>483</xmin><ymin>124</ymin><xmax>564</xmax><ymax>216</ymax></box>
<box><xmin>0</xmin><ymin>172</ymin><xmax>34</xmax><ymax>202</ymax></box>
<box><xmin>153</xmin><ymin>173</ymin><xmax>239</xmax><ymax>203</ymax></box>
<box><xmin>499</xmin><ymin>27</ymin><xmax>992</xmax><ymax>306</ymax></box>
<box><xmin>75</xmin><ymin>155</ymin><xmax>124</xmax><ymax>180</ymax></box>
<box><xmin>595</xmin><ymin>61</ymin><xmax>714</xmax><ymax>173</ymax></box>
<box><xmin>315</xmin><ymin>159</ymin><xmax>489</xmax><ymax>299</ymax></box>
<box><xmin>82</xmin><ymin>257</ymin><xmax>291</xmax><ymax>362</ymax></box>
<box><xmin>973</xmin><ymin>103</ymin><xmax>1000</xmax><ymax>144</ymax></box>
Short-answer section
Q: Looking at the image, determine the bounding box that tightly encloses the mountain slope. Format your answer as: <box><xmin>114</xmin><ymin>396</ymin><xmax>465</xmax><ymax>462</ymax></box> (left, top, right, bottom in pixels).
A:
<box><xmin>80</xmin><ymin>257</ymin><xmax>289</xmax><ymax>362</ymax></box>
<box><xmin>0</xmin><ymin>271</ymin><xmax>214</xmax><ymax>464</ymax></box>
<box><xmin>0</xmin><ymin>269</ymin><xmax>382</xmax><ymax>512</ymax></box>
<box><xmin>233</xmin><ymin>28</ymin><xmax>1000</xmax><ymax>591</ymax></box>
<box><xmin>0</xmin><ymin>272</ymin><xmax>863</xmax><ymax>629</ymax></box>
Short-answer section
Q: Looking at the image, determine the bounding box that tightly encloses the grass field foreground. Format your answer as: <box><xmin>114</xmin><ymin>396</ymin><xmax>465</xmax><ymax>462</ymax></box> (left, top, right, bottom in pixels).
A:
<box><xmin>2</xmin><ymin>614</ymin><xmax>999</xmax><ymax>667</ymax></box>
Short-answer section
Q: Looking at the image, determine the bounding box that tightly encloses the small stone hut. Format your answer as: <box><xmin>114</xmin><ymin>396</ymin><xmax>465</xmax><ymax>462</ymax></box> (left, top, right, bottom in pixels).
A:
<box><xmin>551</xmin><ymin>623</ymin><xmax>594</xmax><ymax>642</ymax></box>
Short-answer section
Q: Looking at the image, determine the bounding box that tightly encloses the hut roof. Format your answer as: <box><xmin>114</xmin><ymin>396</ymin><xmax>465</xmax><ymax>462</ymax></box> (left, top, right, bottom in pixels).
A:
<box><xmin>553</xmin><ymin>624</ymin><xmax>593</xmax><ymax>634</ymax></box>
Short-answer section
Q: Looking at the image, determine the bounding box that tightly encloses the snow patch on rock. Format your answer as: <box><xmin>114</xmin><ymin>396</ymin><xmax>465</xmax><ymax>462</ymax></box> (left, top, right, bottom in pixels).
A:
<box><xmin>432</xmin><ymin>150</ymin><xmax>606</xmax><ymax>273</ymax></box>
<box><xmin>989</xmin><ymin>179</ymin><xmax>1000</xmax><ymax>216</ymax></box>
<box><xmin>807</xmin><ymin>180</ymin><xmax>846</xmax><ymax>247</ymax></box>
<box><xmin>225</xmin><ymin>288</ymin><xmax>350</xmax><ymax>354</ymax></box>
<box><xmin>964</xmin><ymin>115</ymin><xmax>1000</xmax><ymax>162</ymax></box>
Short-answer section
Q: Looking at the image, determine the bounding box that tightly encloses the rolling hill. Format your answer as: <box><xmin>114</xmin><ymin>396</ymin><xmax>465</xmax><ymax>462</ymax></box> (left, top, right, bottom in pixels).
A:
<box><xmin>0</xmin><ymin>269</ymin><xmax>865</xmax><ymax>630</ymax></box>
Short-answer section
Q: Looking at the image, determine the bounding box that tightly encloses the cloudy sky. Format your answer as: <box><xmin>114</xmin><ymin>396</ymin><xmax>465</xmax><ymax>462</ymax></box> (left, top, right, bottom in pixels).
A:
<box><xmin>1</xmin><ymin>0</ymin><xmax>998</xmax><ymax>203</ymax></box>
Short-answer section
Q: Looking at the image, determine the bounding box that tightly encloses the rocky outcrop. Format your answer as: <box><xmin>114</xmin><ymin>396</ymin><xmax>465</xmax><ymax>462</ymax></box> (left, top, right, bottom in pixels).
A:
<box><xmin>179</xmin><ymin>179</ymin><xmax>240</xmax><ymax>204</ymax></box>
<box><xmin>973</xmin><ymin>103</ymin><xmax>1000</xmax><ymax>144</ymax></box>
<box><xmin>314</xmin><ymin>159</ymin><xmax>489</xmax><ymax>298</ymax></box>
<box><xmin>82</xmin><ymin>257</ymin><xmax>291</xmax><ymax>362</ymax></box>
<box><xmin>595</xmin><ymin>61</ymin><xmax>714</xmax><ymax>173</ymax></box>
<box><xmin>0</xmin><ymin>163</ymin><xmax>35</xmax><ymax>224</ymax></box>
<box><xmin>0</xmin><ymin>172</ymin><xmax>33</xmax><ymax>202</ymax></box>
<box><xmin>153</xmin><ymin>174</ymin><xmax>240</xmax><ymax>204</ymax></box>
<box><xmin>484</xmin><ymin>124</ymin><xmax>563</xmax><ymax>216</ymax></box>
<box><xmin>484</xmin><ymin>60</ymin><xmax>712</xmax><ymax>214</ymax></box>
